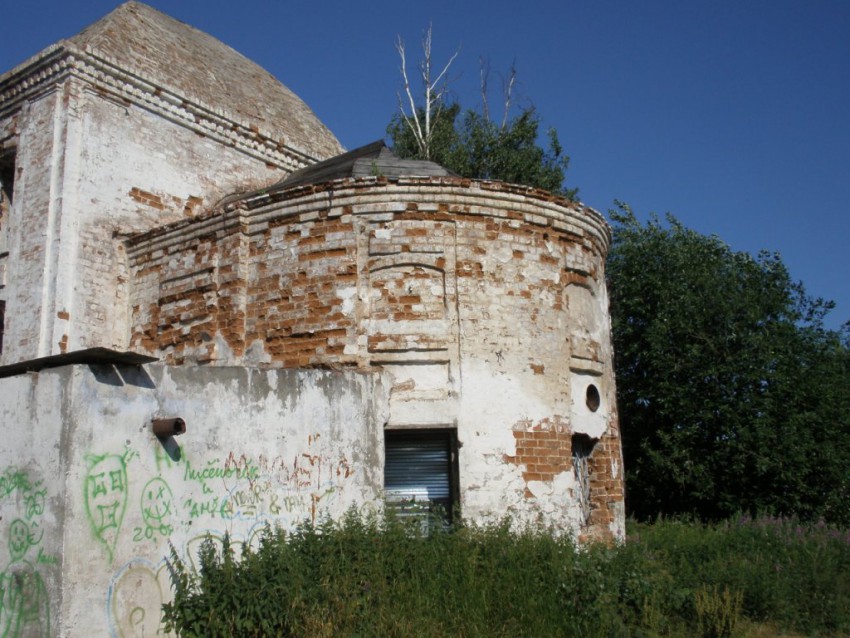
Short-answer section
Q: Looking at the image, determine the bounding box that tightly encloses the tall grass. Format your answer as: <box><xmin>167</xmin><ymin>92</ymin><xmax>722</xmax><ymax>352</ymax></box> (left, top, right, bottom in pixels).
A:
<box><xmin>627</xmin><ymin>515</ymin><xmax>850</xmax><ymax>635</ymax></box>
<box><xmin>163</xmin><ymin>512</ymin><xmax>850</xmax><ymax>637</ymax></box>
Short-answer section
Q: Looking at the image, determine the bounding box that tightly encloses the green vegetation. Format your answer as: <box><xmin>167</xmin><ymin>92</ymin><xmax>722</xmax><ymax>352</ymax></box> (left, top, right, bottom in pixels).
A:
<box><xmin>387</xmin><ymin>103</ymin><xmax>576</xmax><ymax>199</ymax></box>
<box><xmin>387</xmin><ymin>28</ymin><xmax>576</xmax><ymax>198</ymax></box>
<box><xmin>163</xmin><ymin>513</ymin><xmax>850</xmax><ymax>637</ymax></box>
<box><xmin>607</xmin><ymin>204</ymin><xmax>850</xmax><ymax>524</ymax></box>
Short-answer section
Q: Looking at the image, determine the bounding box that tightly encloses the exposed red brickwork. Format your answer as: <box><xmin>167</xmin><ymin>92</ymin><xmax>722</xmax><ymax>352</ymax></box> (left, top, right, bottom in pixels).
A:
<box><xmin>182</xmin><ymin>195</ymin><xmax>204</xmax><ymax>217</ymax></box>
<box><xmin>126</xmin><ymin>179</ymin><xmax>610</xmax><ymax>371</ymax></box>
<box><xmin>124</xmin><ymin>178</ymin><xmax>622</xmax><ymax>538</ymax></box>
<box><xmin>370</xmin><ymin>267</ymin><xmax>445</xmax><ymax>321</ymax></box>
<box><xmin>129</xmin><ymin>187</ymin><xmax>165</xmax><ymax>210</ymax></box>
<box><xmin>504</xmin><ymin>419</ymin><xmax>572</xmax><ymax>483</ymax></box>
<box><xmin>505</xmin><ymin>415</ymin><xmax>625</xmax><ymax>542</ymax></box>
<box><xmin>244</xmin><ymin>216</ymin><xmax>356</xmax><ymax>367</ymax></box>
<box><xmin>585</xmin><ymin>426</ymin><xmax>625</xmax><ymax>533</ymax></box>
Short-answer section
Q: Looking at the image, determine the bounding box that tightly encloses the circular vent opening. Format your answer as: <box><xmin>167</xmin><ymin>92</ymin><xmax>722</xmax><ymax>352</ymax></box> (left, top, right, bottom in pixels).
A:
<box><xmin>586</xmin><ymin>384</ymin><xmax>601</xmax><ymax>412</ymax></box>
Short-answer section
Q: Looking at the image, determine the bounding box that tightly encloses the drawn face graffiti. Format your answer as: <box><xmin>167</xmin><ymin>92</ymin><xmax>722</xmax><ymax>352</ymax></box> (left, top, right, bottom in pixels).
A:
<box><xmin>141</xmin><ymin>478</ymin><xmax>173</xmax><ymax>532</ymax></box>
<box><xmin>1</xmin><ymin>561</ymin><xmax>51</xmax><ymax>636</ymax></box>
<box><xmin>84</xmin><ymin>454</ymin><xmax>128</xmax><ymax>561</ymax></box>
<box><xmin>24</xmin><ymin>488</ymin><xmax>46</xmax><ymax>520</ymax></box>
<box><xmin>8</xmin><ymin>518</ymin><xmax>29</xmax><ymax>561</ymax></box>
<box><xmin>110</xmin><ymin>563</ymin><xmax>168</xmax><ymax>637</ymax></box>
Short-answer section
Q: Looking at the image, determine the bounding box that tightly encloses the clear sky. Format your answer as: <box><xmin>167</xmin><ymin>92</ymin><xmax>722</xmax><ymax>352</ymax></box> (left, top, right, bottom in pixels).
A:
<box><xmin>2</xmin><ymin>1</ymin><xmax>848</xmax><ymax>329</ymax></box>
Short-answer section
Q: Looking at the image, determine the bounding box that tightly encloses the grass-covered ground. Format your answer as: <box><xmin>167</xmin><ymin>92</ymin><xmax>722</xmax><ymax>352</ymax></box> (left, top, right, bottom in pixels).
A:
<box><xmin>163</xmin><ymin>513</ymin><xmax>850</xmax><ymax>637</ymax></box>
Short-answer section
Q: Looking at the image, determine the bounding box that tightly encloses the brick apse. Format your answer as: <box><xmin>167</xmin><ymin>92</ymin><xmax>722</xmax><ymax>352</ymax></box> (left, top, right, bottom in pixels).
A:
<box><xmin>124</xmin><ymin>170</ymin><xmax>624</xmax><ymax>537</ymax></box>
<box><xmin>0</xmin><ymin>3</ymin><xmax>624</xmax><ymax>635</ymax></box>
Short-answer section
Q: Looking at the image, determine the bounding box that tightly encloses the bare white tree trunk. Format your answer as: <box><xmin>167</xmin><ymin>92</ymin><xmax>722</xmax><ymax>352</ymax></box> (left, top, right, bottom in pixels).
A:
<box><xmin>478</xmin><ymin>57</ymin><xmax>518</xmax><ymax>130</ymax></box>
<box><xmin>396</xmin><ymin>24</ymin><xmax>459</xmax><ymax>160</ymax></box>
<box><xmin>500</xmin><ymin>62</ymin><xmax>517</xmax><ymax>130</ymax></box>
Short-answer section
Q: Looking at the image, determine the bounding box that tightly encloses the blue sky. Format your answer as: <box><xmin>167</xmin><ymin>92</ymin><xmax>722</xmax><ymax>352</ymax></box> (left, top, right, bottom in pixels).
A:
<box><xmin>2</xmin><ymin>1</ymin><xmax>848</xmax><ymax>329</ymax></box>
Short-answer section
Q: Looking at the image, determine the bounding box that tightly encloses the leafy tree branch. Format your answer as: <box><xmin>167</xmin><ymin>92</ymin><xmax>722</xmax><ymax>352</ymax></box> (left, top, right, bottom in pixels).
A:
<box><xmin>607</xmin><ymin>203</ymin><xmax>850</xmax><ymax>524</ymax></box>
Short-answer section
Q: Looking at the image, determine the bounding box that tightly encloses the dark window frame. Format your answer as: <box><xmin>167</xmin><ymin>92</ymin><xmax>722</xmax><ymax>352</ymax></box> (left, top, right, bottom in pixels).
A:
<box><xmin>384</xmin><ymin>428</ymin><xmax>459</xmax><ymax>525</ymax></box>
<box><xmin>571</xmin><ymin>433</ymin><xmax>597</xmax><ymax>525</ymax></box>
<box><xmin>0</xmin><ymin>150</ymin><xmax>14</xmax><ymax>211</ymax></box>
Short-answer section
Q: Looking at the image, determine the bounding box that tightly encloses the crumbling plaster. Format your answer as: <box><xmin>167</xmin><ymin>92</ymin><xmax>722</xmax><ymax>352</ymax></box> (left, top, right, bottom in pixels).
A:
<box><xmin>0</xmin><ymin>364</ymin><xmax>388</xmax><ymax>637</ymax></box>
<box><xmin>124</xmin><ymin>176</ymin><xmax>624</xmax><ymax>540</ymax></box>
<box><xmin>0</xmin><ymin>4</ymin><xmax>626</xmax><ymax>636</ymax></box>
<box><xmin>0</xmin><ymin>2</ymin><xmax>344</xmax><ymax>367</ymax></box>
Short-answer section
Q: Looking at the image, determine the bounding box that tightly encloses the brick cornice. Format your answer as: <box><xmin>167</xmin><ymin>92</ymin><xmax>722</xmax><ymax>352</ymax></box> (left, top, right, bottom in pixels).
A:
<box><xmin>125</xmin><ymin>177</ymin><xmax>612</xmax><ymax>260</ymax></box>
<box><xmin>0</xmin><ymin>45</ymin><xmax>316</xmax><ymax>171</ymax></box>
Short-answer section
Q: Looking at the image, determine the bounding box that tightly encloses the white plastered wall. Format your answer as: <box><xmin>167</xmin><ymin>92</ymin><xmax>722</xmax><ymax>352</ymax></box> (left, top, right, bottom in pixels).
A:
<box><xmin>0</xmin><ymin>75</ymin><xmax>286</xmax><ymax>365</ymax></box>
<box><xmin>0</xmin><ymin>364</ymin><xmax>389</xmax><ymax>637</ymax></box>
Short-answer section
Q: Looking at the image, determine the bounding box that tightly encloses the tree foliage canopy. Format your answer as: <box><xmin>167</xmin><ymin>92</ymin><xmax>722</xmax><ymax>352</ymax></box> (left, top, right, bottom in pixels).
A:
<box><xmin>388</xmin><ymin>27</ymin><xmax>576</xmax><ymax>197</ymax></box>
<box><xmin>607</xmin><ymin>204</ymin><xmax>850</xmax><ymax>524</ymax></box>
<box><xmin>388</xmin><ymin>104</ymin><xmax>577</xmax><ymax>199</ymax></box>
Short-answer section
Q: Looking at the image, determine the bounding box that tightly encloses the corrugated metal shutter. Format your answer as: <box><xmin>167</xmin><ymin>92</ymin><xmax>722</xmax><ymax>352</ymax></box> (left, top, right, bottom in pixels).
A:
<box><xmin>384</xmin><ymin>431</ymin><xmax>453</xmax><ymax>521</ymax></box>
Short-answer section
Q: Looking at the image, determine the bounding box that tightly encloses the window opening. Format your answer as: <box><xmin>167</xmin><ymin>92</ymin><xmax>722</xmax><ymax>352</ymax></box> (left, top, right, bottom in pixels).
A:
<box><xmin>0</xmin><ymin>151</ymin><xmax>14</xmax><ymax>260</ymax></box>
<box><xmin>572</xmin><ymin>433</ymin><xmax>597</xmax><ymax>525</ymax></box>
<box><xmin>0</xmin><ymin>153</ymin><xmax>13</xmax><ymax>209</ymax></box>
<box><xmin>585</xmin><ymin>384</ymin><xmax>601</xmax><ymax>412</ymax></box>
<box><xmin>384</xmin><ymin>429</ymin><xmax>458</xmax><ymax>528</ymax></box>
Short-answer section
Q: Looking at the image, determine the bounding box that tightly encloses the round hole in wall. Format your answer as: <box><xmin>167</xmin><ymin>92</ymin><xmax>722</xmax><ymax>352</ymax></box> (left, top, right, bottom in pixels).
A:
<box><xmin>586</xmin><ymin>384</ymin><xmax>601</xmax><ymax>412</ymax></box>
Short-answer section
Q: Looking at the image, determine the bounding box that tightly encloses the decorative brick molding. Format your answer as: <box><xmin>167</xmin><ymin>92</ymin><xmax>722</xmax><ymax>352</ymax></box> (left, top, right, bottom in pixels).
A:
<box><xmin>0</xmin><ymin>48</ymin><xmax>317</xmax><ymax>171</ymax></box>
<box><xmin>126</xmin><ymin>176</ymin><xmax>610</xmax><ymax>368</ymax></box>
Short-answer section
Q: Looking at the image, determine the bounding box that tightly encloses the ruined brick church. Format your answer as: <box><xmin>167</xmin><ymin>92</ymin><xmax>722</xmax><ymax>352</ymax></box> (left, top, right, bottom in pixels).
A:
<box><xmin>0</xmin><ymin>3</ymin><xmax>623</xmax><ymax>635</ymax></box>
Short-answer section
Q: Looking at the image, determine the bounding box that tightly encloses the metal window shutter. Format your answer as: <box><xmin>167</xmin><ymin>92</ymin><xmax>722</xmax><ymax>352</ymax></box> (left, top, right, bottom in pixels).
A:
<box><xmin>384</xmin><ymin>433</ymin><xmax>451</xmax><ymax>509</ymax></box>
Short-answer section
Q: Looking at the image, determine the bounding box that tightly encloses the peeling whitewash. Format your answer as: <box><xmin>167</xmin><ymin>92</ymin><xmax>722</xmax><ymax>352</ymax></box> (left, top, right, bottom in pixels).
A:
<box><xmin>0</xmin><ymin>4</ymin><xmax>626</xmax><ymax>636</ymax></box>
<box><xmin>0</xmin><ymin>365</ymin><xmax>388</xmax><ymax>637</ymax></box>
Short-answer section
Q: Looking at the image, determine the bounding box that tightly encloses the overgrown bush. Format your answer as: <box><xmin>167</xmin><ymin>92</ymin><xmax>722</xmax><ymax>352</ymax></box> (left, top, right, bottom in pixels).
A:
<box><xmin>163</xmin><ymin>513</ymin><xmax>850</xmax><ymax>637</ymax></box>
<box><xmin>628</xmin><ymin>515</ymin><xmax>850</xmax><ymax>635</ymax></box>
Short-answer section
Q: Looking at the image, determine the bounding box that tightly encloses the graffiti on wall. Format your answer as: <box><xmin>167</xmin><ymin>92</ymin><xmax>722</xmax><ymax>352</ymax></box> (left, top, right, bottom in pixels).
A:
<box><xmin>109</xmin><ymin>560</ymin><xmax>172</xmax><ymax>638</ymax></box>
<box><xmin>0</xmin><ymin>468</ymin><xmax>52</xmax><ymax>638</ymax></box>
<box><xmin>84</xmin><ymin>451</ymin><xmax>131</xmax><ymax>562</ymax></box>
<box><xmin>149</xmin><ymin>439</ymin><xmax>354</xmax><ymax>527</ymax></box>
<box><xmin>136</xmin><ymin>478</ymin><xmax>174</xmax><ymax>543</ymax></box>
<box><xmin>101</xmin><ymin>435</ymin><xmax>360</xmax><ymax>637</ymax></box>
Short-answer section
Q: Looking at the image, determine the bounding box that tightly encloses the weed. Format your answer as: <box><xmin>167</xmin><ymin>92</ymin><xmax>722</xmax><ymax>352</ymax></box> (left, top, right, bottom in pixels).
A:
<box><xmin>695</xmin><ymin>585</ymin><xmax>743</xmax><ymax>638</ymax></box>
<box><xmin>162</xmin><ymin>512</ymin><xmax>850</xmax><ymax>637</ymax></box>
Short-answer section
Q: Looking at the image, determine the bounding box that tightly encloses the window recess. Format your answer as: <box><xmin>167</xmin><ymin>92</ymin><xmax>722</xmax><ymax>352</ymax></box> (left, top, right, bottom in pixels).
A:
<box><xmin>384</xmin><ymin>428</ymin><xmax>458</xmax><ymax>527</ymax></box>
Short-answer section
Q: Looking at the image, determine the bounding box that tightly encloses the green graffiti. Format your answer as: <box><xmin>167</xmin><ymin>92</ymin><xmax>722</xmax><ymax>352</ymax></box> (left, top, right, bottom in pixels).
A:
<box><xmin>0</xmin><ymin>564</ymin><xmax>51</xmax><ymax>638</ymax></box>
<box><xmin>132</xmin><ymin>478</ymin><xmax>175</xmax><ymax>543</ymax></box>
<box><xmin>35</xmin><ymin>550</ymin><xmax>56</xmax><ymax>566</ymax></box>
<box><xmin>183</xmin><ymin>496</ymin><xmax>227</xmax><ymax>520</ymax></box>
<box><xmin>0</xmin><ymin>471</ymin><xmax>32</xmax><ymax>500</ymax></box>
<box><xmin>141</xmin><ymin>478</ymin><xmax>173</xmax><ymax>530</ymax></box>
<box><xmin>23</xmin><ymin>489</ymin><xmax>45</xmax><ymax>521</ymax></box>
<box><xmin>84</xmin><ymin>454</ymin><xmax>128</xmax><ymax>562</ymax></box>
<box><xmin>7</xmin><ymin>521</ymin><xmax>28</xmax><ymax>563</ymax></box>
<box><xmin>0</xmin><ymin>469</ymin><xmax>51</xmax><ymax>638</ymax></box>
<box><xmin>182</xmin><ymin>457</ymin><xmax>260</xmax><ymax>486</ymax></box>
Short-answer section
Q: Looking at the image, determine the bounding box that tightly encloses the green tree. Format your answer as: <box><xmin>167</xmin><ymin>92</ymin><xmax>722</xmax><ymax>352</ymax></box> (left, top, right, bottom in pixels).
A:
<box><xmin>607</xmin><ymin>203</ymin><xmax>850</xmax><ymax>523</ymax></box>
<box><xmin>387</xmin><ymin>104</ymin><xmax>576</xmax><ymax>198</ymax></box>
<box><xmin>388</xmin><ymin>26</ymin><xmax>576</xmax><ymax>198</ymax></box>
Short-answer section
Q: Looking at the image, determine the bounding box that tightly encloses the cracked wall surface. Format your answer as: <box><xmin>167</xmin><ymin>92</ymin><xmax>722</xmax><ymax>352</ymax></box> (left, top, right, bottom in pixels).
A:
<box><xmin>125</xmin><ymin>177</ymin><xmax>625</xmax><ymax>540</ymax></box>
<box><xmin>0</xmin><ymin>364</ymin><xmax>388</xmax><ymax>637</ymax></box>
<box><xmin>0</xmin><ymin>5</ymin><xmax>626</xmax><ymax>635</ymax></box>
